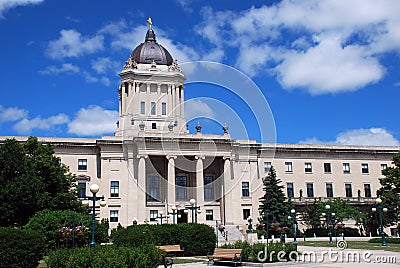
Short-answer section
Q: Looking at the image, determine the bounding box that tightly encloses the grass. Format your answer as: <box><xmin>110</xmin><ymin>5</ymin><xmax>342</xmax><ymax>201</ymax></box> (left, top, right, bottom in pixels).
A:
<box><xmin>172</xmin><ymin>258</ymin><xmax>205</xmax><ymax>264</ymax></box>
<box><xmin>298</xmin><ymin>240</ymin><xmax>400</xmax><ymax>252</ymax></box>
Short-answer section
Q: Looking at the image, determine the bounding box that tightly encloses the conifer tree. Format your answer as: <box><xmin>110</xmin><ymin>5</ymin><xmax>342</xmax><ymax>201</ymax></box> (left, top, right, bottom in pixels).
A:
<box><xmin>259</xmin><ymin>166</ymin><xmax>291</xmax><ymax>226</ymax></box>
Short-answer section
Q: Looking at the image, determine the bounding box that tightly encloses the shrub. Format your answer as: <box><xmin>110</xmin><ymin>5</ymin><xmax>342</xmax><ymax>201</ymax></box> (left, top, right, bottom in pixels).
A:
<box><xmin>0</xmin><ymin>227</ymin><xmax>46</xmax><ymax>268</ymax></box>
<box><xmin>112</xmin><ymin>223</ymin><xmax>215</xmax><ymax>256</ymax></box>
<box><xmin>46</xmin><ymin>245</ymin><xmax>162</xmax><ymax>268</ymax></box>
<box><xmin>221</xmin><ymin>241</ymin><xmax>298</xmax><ymax>263</ymax></box>
<box><xmin>369</xmin><ymin>237</ymin><xmax>399</xmax><ymax>244</ymax></box>
<box><xmin>24</xmin><ymin>209</ymin><xmax>109</xmax><ymax>251</ymax></box>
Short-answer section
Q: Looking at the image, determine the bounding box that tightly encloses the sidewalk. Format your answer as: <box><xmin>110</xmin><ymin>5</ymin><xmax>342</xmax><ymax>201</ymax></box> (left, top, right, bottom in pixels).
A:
<box><xmin>160</xmin><ymin>245</ymin><xmax>400</xmax><ymax>268</ymax></box>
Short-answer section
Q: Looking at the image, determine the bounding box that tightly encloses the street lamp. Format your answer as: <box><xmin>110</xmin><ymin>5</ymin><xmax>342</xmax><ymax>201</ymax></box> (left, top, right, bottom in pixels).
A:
<box><xmin>323</xmin><ymin>204</ymin><xmax>334</xmax><ymax>245</ymax></box>
<box><xmin>157</xmin><ymin>211</ymin><xmax>167</xmax><ymax>224</ymax></box>
<box><xmin>372</xmin><ymin>197</ymin><xmax>388</xmax><ymax>246</ymax></box>
<box><xmin>81</xmin><ymin>184</ymin><xmax>107</xmax><ymax>250</ymax></box>
<box><xmin>288</xmin><ymin>208</ymin><xmax>297</xmax><ymax>244</ymax></box>
<box><xmin>168</xmin><ymin>206</ymin><xmax>178</xmax><ymax>224</ymax></box>
<box><xmin>185</xmin><ymin>198</ymin><xmax>201</xmax><ymax>223</ymax></box>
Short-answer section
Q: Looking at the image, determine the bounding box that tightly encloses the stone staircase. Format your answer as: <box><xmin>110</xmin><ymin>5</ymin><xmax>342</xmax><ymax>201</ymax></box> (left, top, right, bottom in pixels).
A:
<box><xmin>216</xmin><ymin>225</ymin><xmax>244</xmax><ymax>245</ymax></box>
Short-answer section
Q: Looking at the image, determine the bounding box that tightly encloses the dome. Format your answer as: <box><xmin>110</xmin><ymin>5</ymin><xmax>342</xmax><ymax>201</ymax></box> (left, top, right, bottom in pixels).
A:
<box><xmin>130</xmin><ymin>28</ymin><xmax>173</xmax><ymax>66</ymax></box>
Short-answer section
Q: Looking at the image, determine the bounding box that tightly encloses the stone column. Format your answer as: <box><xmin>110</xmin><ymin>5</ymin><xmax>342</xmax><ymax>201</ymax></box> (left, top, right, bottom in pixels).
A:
<box><xmin>222</xmin><ymin>156</ymin><xmax>232</xmax><ymax>225</ymax></box>
<box><xmin>121</xmin><ymin>83</ymin><xmax>126</xmax><ymax>115</ymax></box>
<box><xmin>195</xmin><ymin>155</ymin><xmax>205</xmax><ymax>206</ymax></box>
<box><xmin>167</xmin><ymin>155</ymin><xmax>176</xmax><ymax>205</ymax></box>
<box><xmin>137</xmin><ymin>155</ymin><xmax>147</xmax><ymax>222</ymax></box>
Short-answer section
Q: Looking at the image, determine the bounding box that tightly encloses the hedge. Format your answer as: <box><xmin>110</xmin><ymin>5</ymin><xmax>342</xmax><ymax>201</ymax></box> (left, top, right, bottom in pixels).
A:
<box><xmin>304</xmin><ymin>227</ymin><xmax>360</xmax><ymax>237</ymax></box>
<box><xmin>369</xmin><ymin>237</ymin><xmax>399</xmax><ymax>244</ymax></box>
<box><xmin>0</xmin><ymin>227</ymin><xmax>46</xmax><ymax>268</ymax></box>
<box><xmin>46</xmin><ymin>245</ymin><xmax>162</xmax><ymax>268</ymax></box>
<box><xmin>112</xmin><ymin>223</ymin><xmax>216</xmax><ymax>256</ymax></box>
<box><xmin>221</xmin><ymin>241</ymin><xmax>298</xmax><ymax>263</ymax></box>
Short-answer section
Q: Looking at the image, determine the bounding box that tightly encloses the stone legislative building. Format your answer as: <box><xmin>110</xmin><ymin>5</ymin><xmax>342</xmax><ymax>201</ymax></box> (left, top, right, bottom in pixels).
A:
<box><xmin>1</xmin><ymin>26</ymin><xmax>399</xmax><ymax>235</ymax></box>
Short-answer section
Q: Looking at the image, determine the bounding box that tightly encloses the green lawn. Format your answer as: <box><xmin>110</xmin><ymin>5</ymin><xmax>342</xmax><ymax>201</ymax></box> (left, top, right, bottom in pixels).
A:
<box><xmin>298</xmin><ymin>241</ymin><xmax>400</xmax><ymax>252</ymax></box>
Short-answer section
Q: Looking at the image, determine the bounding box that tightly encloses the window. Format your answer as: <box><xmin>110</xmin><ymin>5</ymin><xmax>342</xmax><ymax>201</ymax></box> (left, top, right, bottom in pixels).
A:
<box><xmin>77</xmin><ymin>182</ymin><xmax>86</xmax><ymax>198</ymax></box>
<box><xmin>285</xmin><ymin>162</ymin><xmax>293</xmax><ymax>172</ymax></box>
<box><xmin>243</xmin><ymin>209</ymin><xmax>251</xmax><ymax>220</ymax></box>
<box><xmin>110</xmin><ymin>210</ymin><xmax>118</xmax><ymax>223</ymax></box>
<box><xmin>147</xmin><ymin>176</ymin><xmax>160</xmax><ymax>202</ymax></box>
<box><xmin>364</xmin><ymin>184</ymin><xmax>372</xmax><ymax>198</ymax></box>
<box><xmin>78</xmin><ymin>159</ymin><xmax>87</xmax><ymax>171</ymax></box>
<box><xmin>110</xmin><ymin>181</ymin><xmax>119</xmax><ymax>198</ymax></box>
<box><xmin>286</xmin><ymin>183</ymin><xmax>294</xmax><ymax>198</ymax></box>
<box><xmin>140</xmin><ymin>101</ymin><xmax>145</xmax><ymax>114</ymax></box>
<box><xmin>324</xmin><ymin>163</ymin><xmax>332</xmax><ymax>173</ymax></box>
<box><xmin>326</xmin><ymin>183</ymin><xmax>333</xmax><ymax>198</ymax></box>
<box><xmin>381</xmin><ymin>164</ymin><xmax>388</xmax><ymax>170</ymax></box>
<box><xmin>242</xmin><ymin>182</ymin><xmax>250</xmax><ymax>197</ymax></box>
<box><xmin>152</xmin><ymin>123</ymin><xmax>157</xmax><ymax>129</ymax></box>
<box><xmin>345</xmin><ymin>183</ymin><xmax>352</xmax><ymax>197</ymax></box>
<box><xmin>361</xmin><ymin>163</ymin><xmax>369</xmax><ymax>174</ymax></box>
<box><xmin>151</xmin><ymin>102</ymin><xmax>156</xmax><ymax>115</ymax></box>
<box><xmin>305</xmin><ymin>162</ymin><xmax>312</xmax><ymax>173</ymax></box>
<box><xmin>206</xmin><ymin>210</ymin><xmax>213</xmax><ymax>221</ymax></box>
<box><xmin>343</xmin><ymin>163</ymin><xmax>350</xmax><ymax>173</ymax></box>
<box><xmin>204</xmin><ymin>176</ymin><xmax>214</xmax><ymax>200</ymax></box>
<box><xmin>306</xmin><ymin>183</ymin><xmax>314</xmax><ymax>198</ymax></box>
<box><xmin>176</xmin><ymin>176</ymin><xmax>187</xmax><ymax>201</ymax></box>
<box><xmin>150</xmin><ymin>210</ymin><xmax>158</xmax><ymax>221</ymax></box>
<box><xmin>162</xmin><ymin>102</ymin><xmax>167</xmax><ymax>116</ymax></box>
<box><xmin>264</xmin><ymin>162</ymin><xmax>271</xmax><ymax>173</ymax></box>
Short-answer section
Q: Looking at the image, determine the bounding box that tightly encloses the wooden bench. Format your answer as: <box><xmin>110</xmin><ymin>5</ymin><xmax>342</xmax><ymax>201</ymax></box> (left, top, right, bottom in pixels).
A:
<box><xmin>157</xmin><ymin>245</ymin><xmax>185</xmax><ymax>268</ymax></box>
<box><xmin>207</xmin><ymin>248</ymin><xmax>242</xmax><ymax>266</ymax></box>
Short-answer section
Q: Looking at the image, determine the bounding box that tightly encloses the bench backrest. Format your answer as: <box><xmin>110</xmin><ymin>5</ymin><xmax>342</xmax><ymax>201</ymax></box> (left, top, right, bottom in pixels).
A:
<box><xmin>213</xmin><ymin>248</ymin><xmax>242</xmax><ymax>257</ymax></box>
<box><xmin>158</xmin><ymin>245</ymin><xmax>183</xmax><ymax>252</ymax></box>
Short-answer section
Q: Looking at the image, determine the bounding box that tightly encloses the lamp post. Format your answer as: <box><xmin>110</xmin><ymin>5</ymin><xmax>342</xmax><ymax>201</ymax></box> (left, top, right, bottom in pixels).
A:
<box><xmin>185</xmin><ymin>199</ymin><xmax>201</xmax><ymax>223</ymax></box>
<box><xmin>81</xmin><ymin>184</ymin><xmax>107</xmax><ymax>250</ymax></box>
<box><xmin>288</xmin><ymin>209</ymin><xmax>297</xmax><ymax>244</ymax></box>
<box><xmin>168</xmin><ymin>206</ymin><xmax>178</xmax><ymax>224</ymax></box>
<box><xmin>157</xmin><ymin>211</ymin><xmax>168</xmax><ymax>224</ymax></box>
<box><xmin>372</xmin><ymin>197</ymin><xmax>388</xmax><ymax>246</ymax></box>
<box><xmin>322</xmin><ymin>204</ymin><xmax>334</xmax><ymax>245</ymax></box>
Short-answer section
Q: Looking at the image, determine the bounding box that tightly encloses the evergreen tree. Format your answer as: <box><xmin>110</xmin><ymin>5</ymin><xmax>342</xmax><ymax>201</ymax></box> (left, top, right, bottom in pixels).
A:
<box><xmin>258</xmin><ymin>166</ymin><xmax>291</xmax><ymax>226</ymax></box>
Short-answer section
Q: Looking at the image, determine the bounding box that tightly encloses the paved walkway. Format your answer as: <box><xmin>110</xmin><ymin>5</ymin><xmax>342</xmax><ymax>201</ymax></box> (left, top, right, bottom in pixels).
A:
<box><xmin>160</xmin><ymin>245</ymin><xmax>400</xmax><ymax>268</ymax></box>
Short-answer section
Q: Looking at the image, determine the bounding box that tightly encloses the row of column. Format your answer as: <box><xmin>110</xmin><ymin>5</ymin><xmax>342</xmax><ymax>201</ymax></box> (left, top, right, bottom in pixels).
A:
<box><xmin>119</xmin><ymin>82</ymin><xmax>184</xmax><ymax>118</ymax></box>
<box><xmin>136</xmin><ymin>154</ymin><xmax>231</xmax><ymax>222</ymax></box>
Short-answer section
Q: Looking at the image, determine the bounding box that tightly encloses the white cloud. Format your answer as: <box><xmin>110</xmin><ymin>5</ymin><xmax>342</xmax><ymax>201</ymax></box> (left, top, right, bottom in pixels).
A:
<box><xmin>0</xmin><ymin>105</ymin><xmax>28</xmax><ymax>122</ymax></box>
<box><xmin>176</xmin><ymin>0</ymin><xmax>193</xmax><ymax>13</ymax></box>
<box><xmin>39</xmin><ymin>63</ymin><xmax>79</xmax><ymax>75</ymax></box>
<box><xmin>68</xmin><ymin>105</ymin><xmax>118</xmax><ymax>136</ymax></box>
<box><xmin>184</xmin><ymin>99</ymin><xmax>215</xmax><ymax>121</ymax></box>
<box><xmin>0</xmin><ymin>0</ymin><xmax>43</xmax><ymax>18</ymax></box>
<box><xmin>195</xmin><ymin>1</ymin><xmax>400</xmax><ymax>94</ymax></box>
<box><xmin>13</xmin><ymin>113</ymin><xmax>70</xmax><ymax>134</ymax></box>
<box><xmin>91</xmin><ymin>57</ymin><xmax>121</xmax><ymax>75</ymax></box>
<box><xmin>300</xmin><ymin>128</ymin><xmax>400</xmax><ymax>146</ymax></box>
<box><xmin>275</xmin><ymin>35</ymin><xmax>385</xmax><ymax>94</ymax></box>
<box><xmin>46</xmin><ymin>29</ymin><xmax>104</xmax><ymax>59</ymax></box>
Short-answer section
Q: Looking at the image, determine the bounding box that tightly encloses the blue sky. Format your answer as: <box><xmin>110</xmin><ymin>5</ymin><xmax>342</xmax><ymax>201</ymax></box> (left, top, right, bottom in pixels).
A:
<box><xmin>0</xmin><ymin>0</ymin><xmax>399</xmax><ymax>146</ymax></box>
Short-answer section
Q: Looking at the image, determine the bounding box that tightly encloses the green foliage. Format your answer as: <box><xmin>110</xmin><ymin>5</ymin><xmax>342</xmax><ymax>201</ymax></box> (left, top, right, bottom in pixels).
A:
<box><xmin>112</xmin><ymin>223</ymin><xmax>215</xmax><ymax>256</ymax></box>
<box><xmin>377</xmin><ymin>152</ymin><xmax>400</xmax><ymax>226</ymax></box>
<box><xmin>0</xmin><ymin>227</ymin><xmax>46</xmax><ymax>268</ymax></box>
<box><xmin>46</xmin><ymin>245</ymin><xmax>162</xmax><ymax>268</ymax></box>
<box><xmin>221</xmin><ymin>241</ymin><xmax>298</xmax><ymax>263</ymax></box>
<box><xmin>369</xmin><ymin>237</ymin><xmax>399</xmax><ymax>244</ymax></box>
<box><xmin>259</xmin><ymin>166</ymin><xmax>291</xmax><ymax>231</ymax></box>
<box><xmin>24</xmin><ymin>209</ymin><xmax>109</xmax><ymax>251</ymax></box>
<box><xmin>0</xmin><ymin>137</ymin><xmax>83</xmax><ymax>227</ymax></box>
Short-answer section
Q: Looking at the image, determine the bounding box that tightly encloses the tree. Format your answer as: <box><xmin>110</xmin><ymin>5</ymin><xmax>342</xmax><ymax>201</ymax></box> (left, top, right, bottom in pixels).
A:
<box><xmin>258</xmin><ymin>166</ymin><xmax>291</xmax><ymax>227</ymax></box>
<box><xmin>377</xmin><ymin>152</ymin><xmax>400</xmax><ymax>227</ymax></box>
<box><xmin>0</xmin><ymin>137</ymin><xmax>82</xmax><ymax>227</ymax></box>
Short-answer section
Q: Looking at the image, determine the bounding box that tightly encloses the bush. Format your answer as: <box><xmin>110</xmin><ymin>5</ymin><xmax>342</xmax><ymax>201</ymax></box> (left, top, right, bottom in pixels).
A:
<box><xmin>369</xmin><ymin>237</ymin><xmax>399</xmax><ymax>244</ymax></box>
<box><xmin>112</xmin><ymin>223</ymin><xmax>215</xmax><ymax>256</ymax></box>
<box><xmin>24</xmin><ymin>209</ymin><xmax>109</xmax><ymax>251</ymax></box>
<box><xmin>0</xmin><ymin>227</ymin><xmax>46</xmax><ymax>268</ymax></box>
<box><xmin>221</xmin><ymin>241</ymin><xmax>298</xmax><ymax>263</ymax></box>
<box><xmin>46</xmin><ymin>245</ymin><xmax>162</xmax><ymax>268</ymax></box>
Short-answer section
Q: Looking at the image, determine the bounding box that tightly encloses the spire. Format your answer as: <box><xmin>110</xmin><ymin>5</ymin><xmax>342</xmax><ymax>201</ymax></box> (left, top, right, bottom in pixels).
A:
<box><xmin>145</xmin><ymin>17</ymin><xmax>156</xmax><ymax>42</ymax></box>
